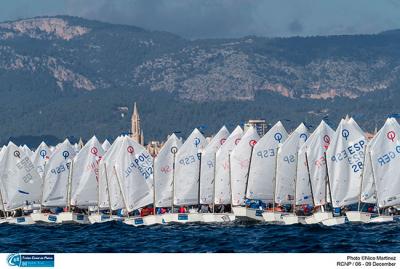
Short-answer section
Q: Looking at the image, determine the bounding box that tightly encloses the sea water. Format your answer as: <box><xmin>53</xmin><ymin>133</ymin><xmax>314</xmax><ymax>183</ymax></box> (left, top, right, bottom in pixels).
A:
<box><xmin>0</xmin><ymin>221</ymin><xmax>398</xmax><ymax>253</ymax></box>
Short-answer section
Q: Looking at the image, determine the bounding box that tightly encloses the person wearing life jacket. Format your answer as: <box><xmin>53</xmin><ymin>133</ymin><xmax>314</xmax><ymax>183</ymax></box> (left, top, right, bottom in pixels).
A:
<box><xmin>178</xmin><ymin>206</ymin><xmax>187</xmax><ymax>213</ymax></box>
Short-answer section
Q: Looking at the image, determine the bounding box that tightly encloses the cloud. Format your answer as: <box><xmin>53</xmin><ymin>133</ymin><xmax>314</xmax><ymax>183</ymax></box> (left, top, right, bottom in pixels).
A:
<box><xmin>2</xmin><ymin>0</ymin><xmax>400</xmax><ymax>39</ymax></box>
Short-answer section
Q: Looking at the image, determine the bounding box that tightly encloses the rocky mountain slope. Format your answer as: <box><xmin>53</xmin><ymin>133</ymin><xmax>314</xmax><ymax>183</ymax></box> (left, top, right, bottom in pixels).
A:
<box><xmin>0</xmin><ymin>16</ymin><xmax>400</xmax><ymax>145</ymax></box>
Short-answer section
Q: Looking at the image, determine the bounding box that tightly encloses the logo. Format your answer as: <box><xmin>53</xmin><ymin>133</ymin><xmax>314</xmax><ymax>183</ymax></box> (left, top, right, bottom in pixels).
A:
<box><xmin>234</xmin><ymin>138</ymin><xmax>241</xmax><ymax>145</ymax></box>
<box><xmin>249</xmin><ymin>140</ymin><xmax>257</xmax><ymax>147</ymax></box>
<box><xmin>342</xmin><ymin>129</ymin><xmax>350</xmax><ymax>140</ymax></box>
<box><xmin>387</xmin><ymin>131</ymin><xmax>396</xmax><ymax>142</ymax></box>
<box><xmin>194</xmin><ymin>137</ymin><xmax>201</xmax><ymax>148</ymax></box>
<box><xmin>170</xmin><ymin>146</ymin><xmax>178</xmax><ymax>154</ymax></box>
<box><xmin>39</xmin><ymin>150</ymin><xmax>47</xmax><ymax>159</ymax></box>
<box><xmin>127</xmin><ymin>146</ymin><xmax>134</xmax><ymax>154</ymax></box>
<box><xmin>62</xmin><ymin>151</ymin><xmax>69</xmax><ymax>160</ymax></box>
<box><xmin>7</xmin><ymin>254</ymin><xmax>54</xmax><ymax>267</ymax></box>
<box><xmin>274</xmin><ymin>132</ymin><xmax>283</xmax><ymax>143</ymax></box>
<box><xmin>13</xmin><ymin>151</ymin><xmax>21</xmax><ymax>159</ymax></box>
<box><xmin>299</xmin><ymin>133</ymin><xmax>308</xmax><ymax>141</ymax></box>
<box><xmin>220</xmin><ymin>138</ymin><xmax>226</xmax><ymax>145</ymax></box>
<box><xmin>90</xmin><ymin>147</ymin><xmax>98</xmax><ymax>156</ymax></box>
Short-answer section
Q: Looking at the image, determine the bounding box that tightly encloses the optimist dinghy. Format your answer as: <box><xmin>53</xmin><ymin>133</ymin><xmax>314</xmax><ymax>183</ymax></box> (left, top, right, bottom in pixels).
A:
<box><xmin>0</xmin><ymin>142</ymin><xmax>42</xmax><ymax>225</ymax></box>
<box><xmin>243</xmin><ymin>122</ymin><xmax>288</xmax><ymax>222</ymax></box>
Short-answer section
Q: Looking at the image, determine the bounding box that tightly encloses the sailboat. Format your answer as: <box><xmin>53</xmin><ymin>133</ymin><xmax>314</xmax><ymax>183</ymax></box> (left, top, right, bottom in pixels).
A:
<box><xmin>38</xmin><ymin>139</ymin><xmax>77</xmax><ymax>223</ymax></box>
<box><xmin>112</xmin><ymin>136</ymin><xmax>155</xmax><ymax>226</ymax></box>
<box><xmin>368</xmin><ymin>118</ymin><xmax>400</xmax><ymax>223</ymax></box>
<box><xmin>153</xmin><ymin>133</ymin><xmax>182</xmax><ymax>224</ymax></box>
<box><xmin>214</xmin><ymin>126</ymin><xmax>243</xmax><ymax>216</ymax></box>
<box><xmin>274</xmin><ymin>123</ymin><xmax>309</xmax><ymax>225</ymax></box>
<box><xmin>198</xmin><ymin>126</ymin><xmax>234</xmax><ymax>222</ymax></box>
<box><xmin>91</xmin><ymin>136</ymin><xmax>125</xmax><ymax>224</ymax></box>
<box><xmin>67</xmin><ymin>136</ymin><xmax>105</xmax><ymax>224</ymax></box>
<box><xmin>165</xmin><ymin>128</ymin><xmax>207</xmax><ymax>223</ymax></box>
<box><xmin>243</xmin><ymin>122</ymin><xmax>288</xmax><ymax>222</ymax></box>
<box><xmin>346</xmin><ymin>127</ymin><xmax>381</xmax><ymax>223</ymax></box>
<box><xmin>230</xmin><ymin>126</ymin><xmax>260</xmax><ymax>219</ymax></box>
<box><xmin>300</xmin><ymin>120</ymin><xmax>335</xmax><ymax>224</ymax></box>
<box><xmin>0</xmin><ymin>142</ymin><xmax>42</xmax><ymax>224</ymax></box>
<box><xmin>324</xmin><ymin>117</ymin><xmax>367</xmax><ymax>226</ymax></box>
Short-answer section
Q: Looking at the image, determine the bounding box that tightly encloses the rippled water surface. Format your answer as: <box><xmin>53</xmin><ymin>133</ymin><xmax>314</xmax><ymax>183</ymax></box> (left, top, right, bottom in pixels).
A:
<box><xmin>0</xmin><ymin>221</ymin><xmax>399</xmax><ymax>253</ymax></box>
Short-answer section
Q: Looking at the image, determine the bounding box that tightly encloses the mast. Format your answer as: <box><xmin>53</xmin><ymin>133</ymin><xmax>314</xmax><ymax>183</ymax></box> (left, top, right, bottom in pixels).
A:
<box><xmin>39</xmin><ymin>160</ymin><xmax>48</xmax><ymax>213</ymax></box>
<box><xmin>103</xmin><ymin>163</ymin><xmax>112</xmax><ymax>217</ymax></box>
<box><xmin>228</xmin><ymin>153</ymin><xmax>233</xmax><ymax>212</ymax></box>
<box><xmin>272</xmin><ymin>146</ymin><xmax>280</xmax><ymax>213</ymax></box>
<box><xmin>113</xmin><ymin>165</ymin><xmax>130</xmax><ymax>217</ymax></box>
<box><xmin>292</xmin><ymin>151</ymin><xmax>299</xmax><ymax>214</ymax></box>
<box><xmin>66</xmin><ymin>159</ymin><xmax>74</xmax><ymax>212</ymax></box>
<box><xmin>304</xmin><ymin>152</ymin><xmax>316</xmax><ymax>207</ymax></box>
<box><xmin>152</xmin><ymin>159</ymin><xmax>156</xmax><ymax>215</ymax></box>
<box><xmin>244</xmin><ymin>145</ymin><xmax>255</xmax><ymax>203</ymax></box>
<box><xmin>212</xmin><ymin>151</ymin><xmax>217</xmax><ymax>213</ymax></box>
<box><xmin>323</xmin><ymin>152</ymin><xmax>335</xmax><ymax>217</ymax></box>
<box><xmin>170</xmin><ymin>147</ymin><xmax>177</xmax><ymax>213</ymax></box>
<box><xmin>197</xmin><ymin>152</ymin><xmax>202</xmax><ymax>207</ymax></box>
<box><xmin>369</xmin><ymin>152</ymin><xmax>381</xmax><ymax>216</ymax></box>
<box><xmin>357</xmin><ymin>150</ymin><xmax>367</xmax><ymax>212</ymax></box>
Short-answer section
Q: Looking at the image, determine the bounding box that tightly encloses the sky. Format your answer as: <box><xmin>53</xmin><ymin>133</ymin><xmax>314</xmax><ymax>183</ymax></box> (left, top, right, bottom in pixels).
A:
<box><xmin>1</xmin><ymin>0</ymin><xmax>400</xmax><ymax>39</ymax></box>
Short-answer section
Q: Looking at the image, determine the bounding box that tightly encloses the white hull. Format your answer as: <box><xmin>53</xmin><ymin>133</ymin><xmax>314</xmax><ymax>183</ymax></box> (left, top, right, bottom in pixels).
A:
<box><xmin>321</xmin><ymin>216</ymin><xmax>346</xmax><ymax>226</ymax></box>
<box><xmin>304</xmin><ymin>215</ymin><xmax>320</xmax><ymax>224</ymax></box>
<box><xmin>245</xmin><ymin>208</ymin><xmax>265</xmax><ymax>221</ymax></box>
<box><xmin>262</xmin><ymin>211</ymin><xmax>282</xmax><ymax>223</ymax></box>
<box><xmin>0</xmin><ymin>216</ymin><xmax>36</xmax><ymax>225</ymax></box>
<box><xmin>369</xmin><ymin>215</ymin><xmax>394</xmax><ymax>223</ymax></box>
<box><xmin>346</xmin><ymin>211</ymin><xmax>373</xmax><ymax>223</ymax></box>
<box><xmin>201</xmin><ymin>213</ymin><xmax>235</xmax><ymax>223</ymax></box>
<box><xmin>31</xmin><ymin>212</ymin><xmax>89</xmax><ymax>224</ymax></box>
<box><xmin>162</xmin><ymin>213</ymin><xmax>202</xmax><ymax>223</ymax></box>
<box><xmin>279</xmin><ymin>214</ymin><xmax>299</xmax><ymax>225</ymax></box>
<box><xmin>123</xmin><ymin>216</ymin><xmax>147</xmax><ymax>226</ymax></box>
<box><xmin>232</xmin><ymin>206</ymin><xmax>247</xmax><ymax>217</ymax></box>
<box><xmin>88</xmin><ymin>213</ymin><xmax>123</xmax><ymax>224</ymax></box>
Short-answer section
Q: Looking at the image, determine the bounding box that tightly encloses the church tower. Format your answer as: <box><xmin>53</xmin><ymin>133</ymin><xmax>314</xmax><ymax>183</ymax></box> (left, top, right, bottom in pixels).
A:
<box><xmin>131</xmin><ymin>102</ymin><xmax>144</xmax><ymax>145</ymax></box>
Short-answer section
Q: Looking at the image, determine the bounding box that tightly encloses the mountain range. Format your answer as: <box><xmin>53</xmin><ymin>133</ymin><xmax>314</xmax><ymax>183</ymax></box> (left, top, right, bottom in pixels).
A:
<box><xmin>1</xmin><ymin>16</ymin><xmax>400</xmax><ymax>146</ymax></box>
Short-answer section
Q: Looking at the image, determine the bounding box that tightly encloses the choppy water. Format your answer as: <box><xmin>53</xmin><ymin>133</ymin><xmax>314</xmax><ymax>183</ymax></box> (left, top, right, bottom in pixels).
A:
<box><xmin>0</xmin><ymin>221</ymin><xmax>399</xmax><ymax>253</ymax></box>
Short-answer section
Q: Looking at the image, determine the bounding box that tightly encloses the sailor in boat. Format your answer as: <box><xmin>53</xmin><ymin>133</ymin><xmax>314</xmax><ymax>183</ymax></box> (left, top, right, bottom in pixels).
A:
<box><xmin>198</xmin><ymin>204</ymin><xmax>211</xmax><ymax>213</ymax></box>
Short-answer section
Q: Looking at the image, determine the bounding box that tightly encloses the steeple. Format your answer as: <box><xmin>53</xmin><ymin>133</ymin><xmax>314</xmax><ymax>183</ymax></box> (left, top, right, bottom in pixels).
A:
<box><xmin>131</xmin><ymin>102</ymin><xmax>144</xmax><ymax>145</ymax></box>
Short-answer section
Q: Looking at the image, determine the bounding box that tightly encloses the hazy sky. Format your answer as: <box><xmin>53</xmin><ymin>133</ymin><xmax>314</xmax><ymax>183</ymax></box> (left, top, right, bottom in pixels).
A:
<box><xmin>1</xmin><ymin>0</ymin><xmax>400</xmax><ymax>39</ymax></box>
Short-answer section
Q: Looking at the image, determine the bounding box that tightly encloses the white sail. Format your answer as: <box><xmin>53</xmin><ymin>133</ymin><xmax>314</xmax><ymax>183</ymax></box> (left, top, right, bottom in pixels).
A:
<box><xmin>370</xmin><ymin>118</ymin><xmax>400</xmax><ymax>207</ymax></box>
<box><xmin>174</xmin><ymin>128</ymin><xmax>207</xmax><ymax>206</ymax></box>
<box><xmin>70</xmin><ymin>136</ymin><xmax>105</xmax><ymax>207</ymax></box>
<box><xmin>114</xmin><ymin>136</ymin><xmax>154</xmax><ymax>211</ymax></box>
<box><xmin>299</xmin><ymin>120</ymin><xmax>334</xmax><ymax>206</ymax></box>
<box><xmin>360</xmin><ymin>129</ymin><xmax>382</xmax><ymax>204</ymax></box>
<box><xmin>327</xmin><ymin>117</ymin><xmax>367</xmax><ymax>207</ymax></box>
<box><xmin>199</xmin><ymin>126</ymin><xmax>230</xmax><ymax>204</ymax></box>
<box><xmin>0</xmin><ymin>142</ymin><xmax>42</xmax><ymax>210</ymax></box>
<box><xmin>230</xmin><ymin>127</ymin><xmax>260</xmax><ymax>206</ymax></box>
<box><xmin>246</xmin><ymin>121</ymin><xmax>288</xmax><ymax>202</ymax></box>
<box><xmin>32</xmin><ymin>142</ymin><xmax>50</xmax><ymax>178</ymax></box>
<box><xmin>275</xmin><ymin>123</ymin><xmax>309</xmax><ymax>204</ymax></box>
<box><xmin>42</xmin><ymin>139</ymin><xmax>76</xmax><ymax>207</ymax></box>
<box><xmin>102</xmin><ymin>139</ymin><xmax>111</xmax><ymax>152</ymax></box>
<box><xmin>98</xmin><ymin>136</ymin><xmax>125</xmax><ymax>210</ymax></box>
<box><xmin>22</xmin><ymin>145</ymin><xmax>34</xmax><ymax>160</ymax></box>
<box><xmin>214</xmin><ymin>126</ymin><xmax>243</xmax><ymax>205</ymax></box>
<box><xmin>360</xmin><ymin>142</ymin><xmax>376</xmax><ymax>204</ymax></box>
<box><xmin>154</xmin><ymin>134</ymin><xmax>182</xmax><ymax>207</ymax></box>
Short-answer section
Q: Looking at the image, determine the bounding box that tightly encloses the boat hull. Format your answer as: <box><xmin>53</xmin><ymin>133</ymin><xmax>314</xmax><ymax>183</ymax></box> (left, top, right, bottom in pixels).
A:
<box><xmin>31</xmin><ymin>212</ymin><xmax>89</xmax><ymax>224</ymax></box>
<box><xmin>88</xmin><ymin>214</ymin><xmax>123</xmax><ymax>224</ymax></box>
<box><xmin>369</xmin><ymin>215</ymin><xmax>394</xmax><ymax>223</ymax></box>
<box><xmin>279</xmin><ymin>214</ymin><xmax>299</xmax><ymax>225</ymax></box>
<box><xmin>162</xmin><ymin>213</ymin><xmax>202</xmax><ymax>223</ymax></box>
<box><xmin>245</xmin><ymin>208</ymin><xmax>265</xmax><ymax>221</ymax></box>
<box><xmin>321</xmin><ymin>216</ymin><xmax>346</xmax><ymax>226</ymax></box>
<box><xmin>201</xmin><ymin>213</ymin><xmax>235</xmax><ymax>223</ymax></box>
<box><xmin>346</xmin><ymin>211</ymin><xmax>373</xmax><ymax>223</ymax></box>
<box><xmin>262</xmin><ymin>211</ymin><xmax>282</xmax><ymax>223</ymax></box>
